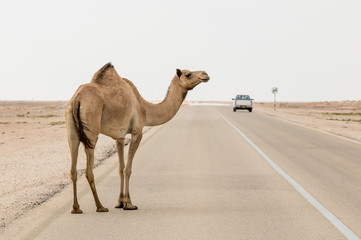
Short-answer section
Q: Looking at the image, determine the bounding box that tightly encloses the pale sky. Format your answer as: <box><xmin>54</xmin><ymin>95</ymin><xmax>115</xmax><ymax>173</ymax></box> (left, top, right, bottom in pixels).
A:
<box><xmin>1</xmin><ymin>0</ymin><xmax>360</xmax><ymax>102</ymax></box>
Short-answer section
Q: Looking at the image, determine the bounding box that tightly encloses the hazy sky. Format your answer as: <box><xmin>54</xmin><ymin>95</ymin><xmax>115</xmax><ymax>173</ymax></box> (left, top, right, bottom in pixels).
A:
<box><xmin>1</xmin><ymin>0</ymin><xmax>360</xmax><ymax>102</ymax></box>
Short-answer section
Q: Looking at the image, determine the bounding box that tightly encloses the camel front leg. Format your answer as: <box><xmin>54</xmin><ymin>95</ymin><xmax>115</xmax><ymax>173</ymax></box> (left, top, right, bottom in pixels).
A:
<box><xmin>85</xmin><ymin>147</ymin><xmax>109</xmax><ymax>212</ymax></box>
<box><xmin>123</xmin><ymin>129</ymin><xmax>142</xmax><ymax>210</ymax></box>
<box><xmin>115</xmin><ymin>139</ymin><xmax>126</xmax><ymax>208</ymax></box>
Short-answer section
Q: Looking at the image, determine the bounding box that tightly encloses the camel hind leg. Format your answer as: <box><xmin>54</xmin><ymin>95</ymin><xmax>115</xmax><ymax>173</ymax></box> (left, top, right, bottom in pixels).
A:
<box><xmin>84</xmin><ymin>146</ymin><xmax>109</xmax><ymax>212</ymax></box>
<box><xmin>69</xmin><ymin>137</ymin><xmax>82</xmax><ymax>214</ymax></box>
<box><xmin>66</xmin><ymin>107</ymin><xmax>83</xmax><ymax>214</ymax></box>
<box><xmin>80</xmin><ymin>111</ymin><xmax>109</xmax><ymax>212</ymax></box>
<box><xmin>74</xmin><ymin>92</ymin><xmax>108</xmax><ymax>212</ymax></box>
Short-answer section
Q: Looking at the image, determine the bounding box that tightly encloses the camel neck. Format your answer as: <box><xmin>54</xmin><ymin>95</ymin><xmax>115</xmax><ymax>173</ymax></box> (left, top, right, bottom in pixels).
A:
<box><xmin>142</xmin><ymin>76</ymin><xmax>187</xmax><ymax>126</ymax></box>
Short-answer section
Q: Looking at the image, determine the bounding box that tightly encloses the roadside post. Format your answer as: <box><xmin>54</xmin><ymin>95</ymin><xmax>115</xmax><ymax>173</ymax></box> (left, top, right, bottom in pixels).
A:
<box><xmin>272</xmin><ymin>87</ymin><xmax>278</xmax><ymax>111</ymax></box>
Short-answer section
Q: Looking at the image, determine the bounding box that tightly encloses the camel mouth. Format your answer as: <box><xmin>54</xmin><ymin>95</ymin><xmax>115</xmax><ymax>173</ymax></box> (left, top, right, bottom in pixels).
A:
<box><xmin>200</xmin><ymin>77</ymin><xmax>210</xmax><ymax>82</ymax></box>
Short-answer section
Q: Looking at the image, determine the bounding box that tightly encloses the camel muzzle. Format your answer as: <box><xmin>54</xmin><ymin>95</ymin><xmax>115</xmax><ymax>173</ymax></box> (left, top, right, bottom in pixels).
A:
<box><xmin>200</xmin><ymin>72</ymin><xmax>210</xmax><ymax>82</ymax></box>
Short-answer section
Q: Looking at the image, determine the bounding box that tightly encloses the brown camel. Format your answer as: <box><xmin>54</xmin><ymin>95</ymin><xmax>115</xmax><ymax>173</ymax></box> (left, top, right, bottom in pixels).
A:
<box><xmin>65</xmin><ymin>63</ymin><xmax>210</xmax><ymax>213</ymax></box>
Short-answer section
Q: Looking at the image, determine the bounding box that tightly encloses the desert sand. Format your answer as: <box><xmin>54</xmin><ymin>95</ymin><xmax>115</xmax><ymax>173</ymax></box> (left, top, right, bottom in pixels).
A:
<box><xmin>254</xmin><ymin>101</ymin><xmax>361</xmax><ymax>143</ymax></box>
<box><xmin>1</xmin><ymin>100</ymin><xmax>361</xmax><ymax>231</ymax></box>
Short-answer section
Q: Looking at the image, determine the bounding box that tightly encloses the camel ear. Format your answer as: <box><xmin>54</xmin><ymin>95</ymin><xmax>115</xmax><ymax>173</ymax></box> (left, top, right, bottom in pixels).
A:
<box><xmin>176</xmin><ymin>69</ymin><xmax>182</xmax><ymax>77</ymax></box>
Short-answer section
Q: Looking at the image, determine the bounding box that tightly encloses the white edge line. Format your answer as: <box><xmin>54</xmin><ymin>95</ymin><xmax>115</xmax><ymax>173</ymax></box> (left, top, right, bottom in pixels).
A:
<box><xmin>220</xmin><ymin>113</ymin><xmax>360</xmax><ymax>240</ymax></box>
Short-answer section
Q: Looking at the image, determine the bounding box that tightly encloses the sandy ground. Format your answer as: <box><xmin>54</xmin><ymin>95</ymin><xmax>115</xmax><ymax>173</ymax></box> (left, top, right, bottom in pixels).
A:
<box><xmin>254</xmin><ymin>101</ymin><xmax>361</xmax><ymax>143</ymax></box>
<box><xmin>1</xmin><ymin>100</ymin><xmax>361</xmax><ymax>232</ymax></box>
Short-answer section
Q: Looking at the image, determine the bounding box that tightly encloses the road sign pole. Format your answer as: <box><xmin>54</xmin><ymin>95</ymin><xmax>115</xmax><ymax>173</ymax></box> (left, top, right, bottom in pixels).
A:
<box><xmin>274</xmin><ymin>93</ymin><xmax>276</xmax><ymax>111</ymax></box>
<box><xmin>271</xmin><ymin>87</ymin><xmax>278</xmax><ymax>111</ymax></box>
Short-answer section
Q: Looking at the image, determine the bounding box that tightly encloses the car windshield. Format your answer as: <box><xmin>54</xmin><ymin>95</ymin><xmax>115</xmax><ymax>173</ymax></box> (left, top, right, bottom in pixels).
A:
<box><xmin>236</xmin><ymin>95</ymin><xmax>250</xmax><ymax>100</ymax></box>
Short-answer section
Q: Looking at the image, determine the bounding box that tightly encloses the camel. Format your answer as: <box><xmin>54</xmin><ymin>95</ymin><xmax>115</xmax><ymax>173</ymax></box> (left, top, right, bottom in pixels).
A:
<box><xmin>65</xmin><ymin>63</ymin><xmax>210</xmax><ymax>213</ymax></box>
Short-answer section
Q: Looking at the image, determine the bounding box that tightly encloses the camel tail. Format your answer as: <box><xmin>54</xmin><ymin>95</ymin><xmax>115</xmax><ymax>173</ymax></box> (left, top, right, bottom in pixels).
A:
<box><xmin>72</xmin><ymin>100</ymin><xmax>94</xmax><ymax>149</ymax></box>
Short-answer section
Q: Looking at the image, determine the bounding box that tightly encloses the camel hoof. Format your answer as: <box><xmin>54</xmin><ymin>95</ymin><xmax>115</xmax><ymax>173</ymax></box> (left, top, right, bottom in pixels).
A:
<box><xmin>115</xmin><ymin>202</ymin><xmax>125</xmax><ymax>209</ymax></box>
<box><xmin>96</xmin><ymin>207</ymin><xmax>109</xmax><ymax>212</ymax></box>
<box><xmin>71</xmin><ymin>208</ymin><xmax>83</xmax><ymax>214</ymax></box>
<box><xmin>123</xmin><ymin>204</ymin><xmax>138</xmax><ymax>210</ymax></box>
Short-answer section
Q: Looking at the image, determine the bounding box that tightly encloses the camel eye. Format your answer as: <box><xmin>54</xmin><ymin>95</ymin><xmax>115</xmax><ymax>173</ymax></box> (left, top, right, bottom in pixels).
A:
<box><xmin>185</xmin><ymin>73</ymin><xmax>191</xmax><ymax>78</ymax></box>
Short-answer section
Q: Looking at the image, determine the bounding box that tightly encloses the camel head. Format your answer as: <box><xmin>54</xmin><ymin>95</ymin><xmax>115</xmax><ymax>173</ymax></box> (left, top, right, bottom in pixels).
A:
<box><xmin>176</xmin><ymin>69</ymin><xmax>210</xmax><ymax>90</ymax></box>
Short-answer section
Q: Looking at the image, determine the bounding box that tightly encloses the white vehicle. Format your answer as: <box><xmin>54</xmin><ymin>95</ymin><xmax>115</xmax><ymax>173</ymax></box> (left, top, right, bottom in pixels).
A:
<box><xmin>233</xmin><ymin>95</ymin><xmax>253</xmax><ymax>112</ymax></box>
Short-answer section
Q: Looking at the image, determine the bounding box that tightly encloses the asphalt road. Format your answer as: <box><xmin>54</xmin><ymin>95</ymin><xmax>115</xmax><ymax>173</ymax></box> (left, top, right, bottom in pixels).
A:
<box><xmin>4</xmin><ymin>105</ymin><xmax>361</xmax><ymax>239</ymax></box>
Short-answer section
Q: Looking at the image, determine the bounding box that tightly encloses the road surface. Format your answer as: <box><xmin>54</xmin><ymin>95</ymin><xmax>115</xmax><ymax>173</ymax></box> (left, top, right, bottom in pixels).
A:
<box><xmin>3</xmin><ymin>105</ymin><xmax>361</xmax><ymax>239</ymax></box>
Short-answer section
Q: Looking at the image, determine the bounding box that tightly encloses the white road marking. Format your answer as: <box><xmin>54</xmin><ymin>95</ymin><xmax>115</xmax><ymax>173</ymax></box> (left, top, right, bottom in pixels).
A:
<box><xmin>220</xmin><ymin>114</ymin><xmax>360</xmax><ymax>240</ymax></box>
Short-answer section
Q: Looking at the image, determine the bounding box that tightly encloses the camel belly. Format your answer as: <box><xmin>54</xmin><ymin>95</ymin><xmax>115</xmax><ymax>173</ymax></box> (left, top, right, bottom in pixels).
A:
<box><xmin>100</xmin><ymin>125</ymin><xmax>128</xmax><ymax>140</ymax></box>
<box><xmin>100</xmin><ymin>108</ymin><xmax>135</xmax><ymax>139</ymax></box>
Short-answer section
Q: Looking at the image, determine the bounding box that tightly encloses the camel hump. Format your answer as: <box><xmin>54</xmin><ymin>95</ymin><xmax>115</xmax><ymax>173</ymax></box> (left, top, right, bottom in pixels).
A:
<box><xmin>91</xmin><ymin>62</ymin><xmax>120</xmax><ymax>84</ymax></box>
